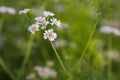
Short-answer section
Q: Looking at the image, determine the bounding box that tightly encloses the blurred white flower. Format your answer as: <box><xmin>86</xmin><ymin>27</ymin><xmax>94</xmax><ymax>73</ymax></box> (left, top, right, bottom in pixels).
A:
<box><xmin>19</xmin><ymin>8</ymin><xmax>30</xmax><ymax>15</ymax></box>
<box><xmin>28</xmin><ymin>23</ymin><xmax>39</xmax><ymax>35</ymax></box>
<box><xmin>100</xmin><ymin>26</ymin><xmax>113</xmax><ymax>33</ymax></box>
<box><xmin>58</xmin><ymin>23</ymin><xmax>69</xmax><ymax>30</ymax></box>
<box><xmin>0</xmin><ymin>6</ymin><xmax>16</xmax><ymax>14</ymax></box>
<box><xmin>35</xmin><ymin>16</ymin><xmax>49</xmax><ymax>29</ymax></box>
<box><xmin>43</xmin><ymin>29</ymin><xmax>57</xmax><ymax>41</ymax></box>
<box><xmin>54</xmin><ymin>39</ymin><xmax>67</xmax><ymax>48</ymax></box>
<box><xmin>100</xmin><ymin>25</ymin><xmax>120</xmax><ymax>36</ymax></box>
<box><xmin>34</xmin><ymin>66</ymin><xmax>57</xmax><ymax>79</ymax></box>
<box><xmin>43</xmin><ymin>11</ymin><xmax>54</xmax><ymax>17</ymax></box>
<box><xmin>50</xmin><ymin>18</ymin><xmax>61</xmax><ymax>27</ymax></box>
<box><xmin>26</xmin><ymin>73</ymin><xmax>35</xmax><ymax>80</ymax></box>
<box><xmin>109</xmin><ymin>50</ymin><xmax>120</xmax><ymax>61</ymax></box>
<box><xmin>7</xmin><ymin>7</ymin><xmax>16</xmax><ymax>14</ymax></box>
<box><xmin>112</xmin><ymin>28</ymin><xmax>120</xmax><ymax>36</ymax></box>
<box><xmin>35</xmin><ymin>16</ymin><xmax>45</xmax><ymax>23</ymax></box>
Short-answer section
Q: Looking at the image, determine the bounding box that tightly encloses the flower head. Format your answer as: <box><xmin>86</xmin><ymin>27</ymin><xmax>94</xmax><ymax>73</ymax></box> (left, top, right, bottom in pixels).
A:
<box><xmin>28</xmin><ymin>23</ymin><xmax>39</xmax><ymax>35</ymax></box>
<box><xmin>43</xmin><ymin>11</ymin><xmax>54</xmax><ymax>17</ymax></box>
<box><xmin>35</xmin><ymin>16</ymin><xmax>49</xmax><ymax>29</ymax></box>
<box><xmin>35</xmin><ymin>16</ymin><xmax>45</xmax><ymax>23</ymax></box>
<box><xmin>43</xmin><ymin>29</ymin><xmax>57</xmax><ymax>41</ymax></box>
<box><xmin>19</xmin><ymin>8</ymin><xmax>30</xmax><ymax>15</ymax></box>
<box><xmin>50</xmin><ymin>18</ymin><xmax>61</xmax><ymax>27</ymax></box>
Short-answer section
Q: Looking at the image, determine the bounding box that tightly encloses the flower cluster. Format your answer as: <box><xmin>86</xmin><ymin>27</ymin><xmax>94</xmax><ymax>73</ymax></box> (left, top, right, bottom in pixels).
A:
<box><xmin>19</xmin><ymin>9</ymin><xmax>61</xmax><ymax>41</ymax></box>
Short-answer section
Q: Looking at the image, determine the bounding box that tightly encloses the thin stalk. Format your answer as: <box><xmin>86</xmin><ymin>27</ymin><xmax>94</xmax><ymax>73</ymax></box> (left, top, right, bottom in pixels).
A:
<box><xmin>0</xmin><ymin>56</ymin><xmax>16</xmax><ymax>80</ymax></box>
<box><xmin>25</xmin><ymin>14</ymin><xmax>33</xmax><ymax>23</ymax></box>
<box><xmin>73</xmin><ymin>15</ymin><xmax>100</xmax><ymax>72</ymax></box>
<box><xmin>50</xmin><ymin>41</ymin><xmax>69</xmax><ymax>76</ymax></box>
<box><xmin>0</xmin><ymin>17</ymin><xmax>4</xmax><ymax>34</ymax></box>
<box><xmin>17</xmin><ymin>35</ymin><xmax>34</xmax><ymax>80</ymax></box>
<box><xmin>108</xmin><ymin>34</ymin><xmax>112</xmax><ymax>80</ymax></box>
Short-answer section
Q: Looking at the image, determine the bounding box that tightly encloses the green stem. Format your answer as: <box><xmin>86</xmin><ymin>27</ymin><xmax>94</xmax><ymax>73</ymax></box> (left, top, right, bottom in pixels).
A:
<box><xmin>108</xmin><ymin>34</ymin><xmax>112</xmax><ymax>80</ymax></box>
<box><xmin>50</xmin><ymin>41</ymin><xmax>69</xmax><ymax>76</ymax></box>
<box><xmin>73</xmin><ymin>15</ymin><xmax>100</xmax><ymax>72</ymax></box>
<box><xmin>25</xmin><ymin>14</ymin><xmax>33</xmax><ymax>23</ymax></box>
<box><xmin>0</xmin><ymin>56</ymin><xmax>16</xmax><ymax>80</ymax></box>
<box><xmin>0</xmin><ymin>17</ymin><xmax>4</xmax><ymax>34</ymax></box>
<box><xmin>17</xmin><ymin>35</ymin><xmax>34</xmax><ymax>80</ymax></box>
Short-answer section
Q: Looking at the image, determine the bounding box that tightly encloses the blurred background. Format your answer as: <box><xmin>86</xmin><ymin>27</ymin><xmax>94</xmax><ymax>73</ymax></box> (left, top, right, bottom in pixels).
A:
<box><xmin>0</xmin><ymin>0</ymin><xmax>120</xmax><ymax>80</ymax></box>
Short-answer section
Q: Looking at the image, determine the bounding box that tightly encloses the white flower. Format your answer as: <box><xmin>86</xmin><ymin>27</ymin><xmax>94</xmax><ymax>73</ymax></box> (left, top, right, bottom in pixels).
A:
<box><xmin>35</xmin><ymin>16</ymin><xmax>45</xmax><ymax>23</ymax></box>
<box><xmin>28</xmin><ymin>23</ymin><xmax>39</xmax><ymax>35</ymax></box>
<box><xmin>35</xmin><ymin>16</ymin><xmax>49</xmax><ymax>29</ymax></box>
<box><xmin>7</xmin><ymin>7</ymin><xmax>16</xmax><ymax>14</ymax></box>
<box><xmin>0</xmin><ymin>6</ymin><xmax>6</xmax><ymax>13</ymax></box>
<box><xmin>50</xmin><ymin>18</ymin><xmax>61</xmax><ymax>27</ymax></box>
<box><xmin>34</xmin><ymin>66</ymin><xmax>57</xmax><ymax>79</ymax></box>
<box><xmin>0</xmin><ymin>6</ymin><xmax>16</xmax><ymax>14</ymax></box>
<box><xmin>41</xmin><ymin>20</ymin><xmax>49</xmax><ymax>29</ymax></box>
<box><xmin>43</xmin><ymin>29</ymin><xmax>57</xmax><ymax>41</ymax></box>
<box><xmin>43</xmin><ymin>11</ymin><xmax>54</xmax><ymax>17</ymax></box>
<box><xmin>100</xmin><ymin>26</ymin><xmax>113</xmax><ymax>34</ymax></box>
<box><xmin>19</xmin><ymin>8</ymin><xmax>30</xmax><ymax>15</ymax></box>
<box><xmin>112</xmin><ymin>28</ymin><xmax>120</xmax><ymax>36</ymax></box>
<box><xmin>100</xmin><ymin>25</ymin><xmax>120</xmax><ymax>36</ymax></box>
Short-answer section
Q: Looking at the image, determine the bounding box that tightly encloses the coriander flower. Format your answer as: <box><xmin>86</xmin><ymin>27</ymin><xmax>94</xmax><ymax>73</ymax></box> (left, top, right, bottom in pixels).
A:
<box><xmin>35</xmin><ymin>16</ymin><xmax>45</xmax><ymax>23</ymax></box>
<box><xmin>19</xmin><ymin>8</ymin><xmax>30</xmax><ymax>15</ymax></box>
<box><xmin>43</xmin><ymin>11</ymin><xmax>54</xmax><ymax>17</ymax></box>
<box><xmin>28</xmin><ymin>23</ymin><xmax>39</xmax><ymax>35</ymax></box>
<box><xmin>43</xmin><ymin>29</ymin><xmax>57</xmax><ymax>41</ymax></box>
<box><xmin>50</xmin><ymin>18</ymin><xmax>61</xmax><ymax>27</ymax></box>
<box><xmin>35</xmin><ymin>16</ymin><xmax>49</xmax><ymax>29</ymax></box>
<box><xmin>41</xmin><ymin>20</ymin><xmax>49</xmax><ymax>29</ymax></box>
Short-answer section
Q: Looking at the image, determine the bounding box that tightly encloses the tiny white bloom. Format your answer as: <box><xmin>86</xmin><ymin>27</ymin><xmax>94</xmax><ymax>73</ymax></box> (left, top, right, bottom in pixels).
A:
<box><xmin>19</xmin><ymin>8</ymin><xmax>30</xmax><ymax>15</ymax></box>
<box><xmin>43</xmin><ymin>11</ymin><xmax>54</xmax><ymax>17</ymax></box>
<box><xmin>41</xmin><ymin>20</ymin><xmax>49</xmax><ymax>29</ymax></box>
<box><xmin>35</xmin><ymin>16</ymin><xmax>49</xmax><ymax>29</ymax></box>
<box><xmin>35</xmin><ymin>16</ymin><xmax>45</xmax><ymax>23</ymax></box>
<box><xmin>28</xmin><ymin>23</ymin><xmax>39</xmax><ymax>35</ymax></box>
<box><xmin>43</xmin><ymin>29</ymin><xmax>57</xmax><ymax>41</ymax></box>
<box><xmin>50</xmin><ymin>18</ymin><xmax>61</xmax><ymax>27</ymax></box>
